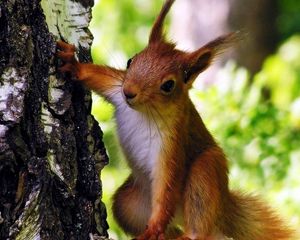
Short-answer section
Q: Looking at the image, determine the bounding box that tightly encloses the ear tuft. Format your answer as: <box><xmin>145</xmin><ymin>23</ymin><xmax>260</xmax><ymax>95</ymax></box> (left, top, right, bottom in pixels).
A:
<box><xmin>183</xmin><ymin>32</ymin><xmax>241</xmax><ymax>83</ymax></box>
<box><xmin>203</xmin><ymin>31</ymin><xmax>242</xmax><ymax>57</ymax></box>
<box><xmin>149</xmin><ymin>0</ymin><xmax>175</xmax><ymax>44</ymax></box>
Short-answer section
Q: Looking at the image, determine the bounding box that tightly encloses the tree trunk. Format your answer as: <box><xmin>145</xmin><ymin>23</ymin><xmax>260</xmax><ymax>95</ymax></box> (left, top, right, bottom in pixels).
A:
<box><xmin>0</xmin><ymin>0</ymin><xmax>109</xmax><ymax>239</ymax></box>
<box><xmin>228</xmin><ymin>0</ymin><xmax>278</xmax><ymax>74</ymax></box>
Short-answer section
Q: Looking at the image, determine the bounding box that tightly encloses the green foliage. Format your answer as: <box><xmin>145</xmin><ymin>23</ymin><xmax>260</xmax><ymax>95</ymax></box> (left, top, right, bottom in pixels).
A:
<box><xmin>90</xmin><ymin>0</ymin><xmax>164</xmax><ymax>66</ymax></box>
<box><xmin>277</xmin><ymin>0</ymin><xmax>300</xmax><ymax>41</ymax></box>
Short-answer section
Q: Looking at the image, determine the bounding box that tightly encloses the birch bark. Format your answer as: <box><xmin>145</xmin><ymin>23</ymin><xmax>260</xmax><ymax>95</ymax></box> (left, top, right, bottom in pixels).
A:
<box><xmin>0</xmin><ymin>0</ymin><xmax>109</xmax><ymax>239</ymax></box>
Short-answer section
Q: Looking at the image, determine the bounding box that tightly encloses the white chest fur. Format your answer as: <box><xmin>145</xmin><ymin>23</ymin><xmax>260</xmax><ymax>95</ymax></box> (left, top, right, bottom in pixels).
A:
<box><xmin>112</xmin><ymin>92</ymin><xmax>162</xmax><ymax>176</ymax></box>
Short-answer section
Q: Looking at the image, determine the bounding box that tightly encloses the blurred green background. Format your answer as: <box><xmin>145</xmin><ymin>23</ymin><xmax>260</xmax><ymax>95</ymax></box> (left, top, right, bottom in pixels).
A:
<box><xmin>89</xmin><ymin>0</ymin><xmax>300</xmax><ymax>239</ymax></box>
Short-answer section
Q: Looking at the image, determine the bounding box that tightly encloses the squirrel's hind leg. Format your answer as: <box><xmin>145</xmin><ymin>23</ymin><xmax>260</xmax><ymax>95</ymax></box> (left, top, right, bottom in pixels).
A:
<box><xmin>179</xmin><ymin>147</ymin><xmax>229</xmax><ymax>240</ymax></box>
<box><xmin>112</xmin><ymin>174</ymin><xmax>151</xmax><ymax>236</ymax></box>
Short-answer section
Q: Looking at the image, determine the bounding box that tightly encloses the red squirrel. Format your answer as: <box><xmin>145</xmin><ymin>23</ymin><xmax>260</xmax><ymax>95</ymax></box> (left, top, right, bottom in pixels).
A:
<box><xmin>56</xmin><ymin>0</ymin><xmax>295</xmax><ymax>239</ymax></box>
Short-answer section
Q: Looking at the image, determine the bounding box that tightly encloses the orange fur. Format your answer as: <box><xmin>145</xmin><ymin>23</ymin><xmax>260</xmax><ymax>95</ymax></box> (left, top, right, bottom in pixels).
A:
<box><xmin>56</xmin><ymin>0</ymin><xmax>295</xmax><ymax>239</ymax></box>
<box><xmin>138</xmin><ymin>120</ymin><xmax>186</xmax><ymax>240</ymax></box>
<box><xmin>112</xmin><ymin>174</ymin><xmax>151</xmax><ymax>236</ymax></box>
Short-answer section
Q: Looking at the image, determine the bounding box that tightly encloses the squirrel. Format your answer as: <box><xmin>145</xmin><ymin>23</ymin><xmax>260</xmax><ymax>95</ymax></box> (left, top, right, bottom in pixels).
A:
<box><xmin>56</xmin><ymin>0</ymin><xmax>295</xmax><ymax>239</ymax></box>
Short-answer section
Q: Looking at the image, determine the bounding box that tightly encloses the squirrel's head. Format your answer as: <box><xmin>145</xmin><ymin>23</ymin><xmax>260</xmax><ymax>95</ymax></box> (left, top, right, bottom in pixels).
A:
<box><xmin>122</xmin><ymin>0</ymin><xmax>237</xmax><ymax>113</ymax></box>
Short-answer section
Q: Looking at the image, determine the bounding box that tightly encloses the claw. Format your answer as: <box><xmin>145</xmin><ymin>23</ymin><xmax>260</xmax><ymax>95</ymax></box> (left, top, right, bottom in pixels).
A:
<box><xmin>56</xmin><ymin>41</ymin><xmax>78</xmax><ymax>75</ymax></box>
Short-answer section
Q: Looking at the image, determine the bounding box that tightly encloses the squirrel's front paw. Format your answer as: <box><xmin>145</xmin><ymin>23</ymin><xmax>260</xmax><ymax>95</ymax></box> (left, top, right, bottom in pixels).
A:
<box><xmin>56</xmin><ymin>41</ymin><xmax>78</xmax><ymax>75</ymax></box>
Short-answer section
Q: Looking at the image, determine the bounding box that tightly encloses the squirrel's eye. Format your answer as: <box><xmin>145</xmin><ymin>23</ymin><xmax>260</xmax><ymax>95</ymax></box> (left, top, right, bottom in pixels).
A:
<box><xmin>160</xmin><ymin>79</ymin><xmax>175</xmax><ymax>94</ymax></box>
<box><xmin>126</xmin><ymin>58</ymin><xmax>132</xmax><ymax>69</ymax></box>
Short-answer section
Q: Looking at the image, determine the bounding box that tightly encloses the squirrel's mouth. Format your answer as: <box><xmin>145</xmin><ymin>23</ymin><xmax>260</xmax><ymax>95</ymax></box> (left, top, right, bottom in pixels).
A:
<box><xmin>125</xmin><ymin>99</ymin><xmax>134</xmax><ymax>107</ymax></box>
<box><xmin>123</xmin><ymin>96</ymin><xmax>139</xmax><ymax>110</ymax></box>
<box><xmin>124</xmin><ymin>98</ymin><xmax>148</xmax><ymax>112</ymax></box>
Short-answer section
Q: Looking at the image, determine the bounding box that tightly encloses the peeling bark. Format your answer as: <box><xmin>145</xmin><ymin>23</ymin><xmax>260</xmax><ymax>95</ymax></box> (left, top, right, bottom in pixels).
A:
<box><xmin>0</xmin><ymin>0</ymin><xmax>109</xmax><ymax>239</ymax></box>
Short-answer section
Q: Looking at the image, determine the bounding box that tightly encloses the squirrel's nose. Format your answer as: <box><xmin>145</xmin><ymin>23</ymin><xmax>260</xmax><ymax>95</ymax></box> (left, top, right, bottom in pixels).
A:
<box><xmin>123</xmin><ymin>90</ymin><xmax>137</xmax><ymax>100</ymax></box>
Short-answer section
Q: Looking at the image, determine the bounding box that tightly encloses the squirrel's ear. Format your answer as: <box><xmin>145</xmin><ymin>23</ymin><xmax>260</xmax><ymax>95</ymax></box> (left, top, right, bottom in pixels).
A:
<box><xmin>183</xmin><ymin>32</ymin><xmax>239</xmax><ymax>84</ymax></box>
<box><xmin>149</xmin><ymin>0</ymin><xmax>175</xmax><ymax>44</ymax></box>
<box><xmin>183</xmin><ymin>49</ymin><xmax>213</xmax><ymax>84</ymax></box>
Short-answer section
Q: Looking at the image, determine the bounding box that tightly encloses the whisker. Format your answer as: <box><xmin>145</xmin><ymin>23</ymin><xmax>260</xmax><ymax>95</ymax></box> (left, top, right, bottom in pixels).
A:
<box><xmin>97</xmin><ymin>41</ymin><xmax>124</xmax><ymax>70</ymax></box>
<box><xmin>114</xmin><ymin>100</ymin><xmax>129</xmax><ymax>115</ymax></box>
<box><xmin>145</xmin><ymin>106</ymin><xmax>153</xmax><ymax>158</ymax></box>
<box><xmin>150</xmin><ymin>102</ymin><xmax>172</xmax><ymax>135</ymax></box>
<box><xmin>110</xmin><ymin>68</ymin><xmax>126</xmax><ymax>81</ymax></box>
<box><xmin>148</xmin><ymin>107</ymin><xmax>163</xmax><ymax>141</ymax></box>
<box><xmin>97</xmin><ymin>70</ymin><xmax>124</xmax><ymax>82</ymax></box>
<box><xmin>110</xmin><ymin>84</ymin><xmax>123</xmax><ymax>88</ymax></box>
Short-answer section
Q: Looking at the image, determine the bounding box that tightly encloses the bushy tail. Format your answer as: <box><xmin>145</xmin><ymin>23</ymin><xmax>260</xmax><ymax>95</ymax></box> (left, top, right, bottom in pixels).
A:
<box><xmin>221</xmin><ymin>191</ymin><xmax>295</xmax><ymax>240</ymax></box>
